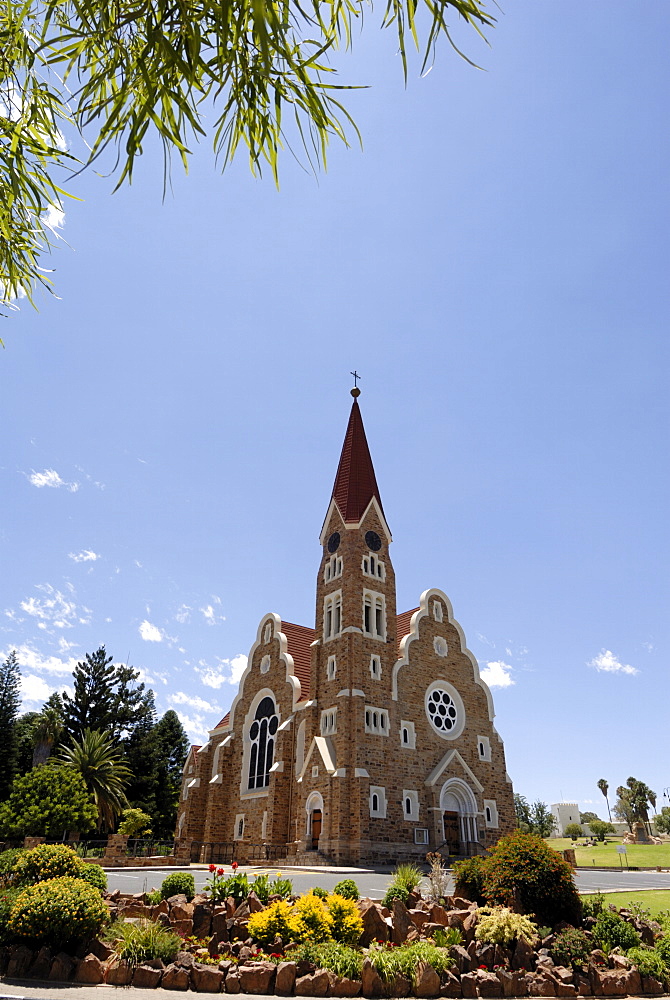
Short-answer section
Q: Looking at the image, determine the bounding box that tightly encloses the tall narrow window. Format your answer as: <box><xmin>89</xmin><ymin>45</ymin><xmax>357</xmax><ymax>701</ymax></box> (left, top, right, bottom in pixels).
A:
<box><xmin>324</xmin><ymin>591</ymin><xmax>342</xmax><ymax>641</ymax></box>
<box><xmin>247</xmin><ymin>696</ymin><xmax>278</xmax><ymax>790</ymax></box>
<box><xmin>363</xmin><ymin>590</ymin><xmax>386</xmax><ymax>639</ymax></box>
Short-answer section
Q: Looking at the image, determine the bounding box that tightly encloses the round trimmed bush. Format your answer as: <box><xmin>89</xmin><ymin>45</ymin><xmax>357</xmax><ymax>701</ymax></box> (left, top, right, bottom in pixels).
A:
<box><xmin>311</xmin><ymin>886</ymin><xmax>328</xmax><ymax>899</ymax></box>
<box><xmin>453</xmin><ymin>855</ymin><xmax>488</xmax><ymax>904</ymax></box>
<box><xmin>382</xmin><ymin>884</ymin><xmax>409</xmax><ymax>909</ymax></box>
<box><xmin>13</xmin><ymin>844</ymin><xmax>84</xmax><ymax>885</ymax></box>
<box><xmin>9</xmin><ymin>876</ymin><xmax>108</xmax><ymax>949</ymax></box>
<box><xmin>160</xmin><ymin>871</ymin><xmax>195</xmax><ymax>901</ymax></box>
<box><xmin>551</xmin><ymin>927</ymin><xmax>592</xmax><ymax>968</ymax></box>
<box><xmin>482</xmin><ymin>831</ymin><xmax>582</xmax><ymax>927</ymax></box>
<box><xmin>592</xmin><ymin>910</ymin><xmax>641</xmax><ymax>953</ymax></box>
<box><xmin>77</xmin><ymin>862</ymin><xmax>107</xmax><ymax>893</ymax></box>
<box><xmin>333</xmin><ymin>878</ymin><xmax>359</xmax><ymax>901</ymax></box>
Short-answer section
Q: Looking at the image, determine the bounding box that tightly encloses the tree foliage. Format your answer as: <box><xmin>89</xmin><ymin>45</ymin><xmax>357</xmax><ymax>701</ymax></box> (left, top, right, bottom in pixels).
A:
<box><xmin>124</xmin><ymin>709</ymin><xmax>189</xmax><ymax>837</ymax></box>
<box><xmin>13</xmin><ymin>711</ymin><xmax>41</xmax><ymax>777</ymax></box>
<box><xmin>514</xmin><ymin>794</ymin><xmax>556</xmax><ymax>838</ymax></box>
<box><xmin>580</xmin><ymin>811</ymin><xmax>600</xmax><ymax>825</ymax></box>
<box><xmin>32</xmin><ymin>691</ymin><xmax>64</xmax><ymax>766</ymax></box>
<box><xmin>588</xmin><ymin>820</ymin><xmax>615</xmax><ymax>842</ymax></box>
<box><xmin>614</xmin><ymin>777</ymin><xmax>656</xmax><ymax>832</ymax></box>
<box><xmin>0</xmin><ymin>764</ymin><xmax>97</xmax><ymax>837</ymax></box>
<box><xmin>563</xmin><ymin>823</ymin><xmax>582</xmax><ymax>841</ymax></box>
<box><xmin>653</xmin><ymin>807</ymin><xmax>670</xmax><ymax>835</ymax></box>
<box><xmin>56</xmin><ymin>729</ymin><xmax>132</xmax><ymax>831</ymax></box>
<box><xmin>61</xmin><ymin>646</ymin><xmax>154</xmax><ymax>743</ymax></box>
<box><xmin>0</xmin><ymin>650</ymin><xmax>21</xmax><ymax>799</ymax></box>
<box><xmin>1</xmin><ymin>0</ymin><xmax>493</xmax><ymax>317</ymax></box>
<box><xmin>597</xmin><ymin>778</ymin><xmax>612</xmax><ymax>821</ymax></box>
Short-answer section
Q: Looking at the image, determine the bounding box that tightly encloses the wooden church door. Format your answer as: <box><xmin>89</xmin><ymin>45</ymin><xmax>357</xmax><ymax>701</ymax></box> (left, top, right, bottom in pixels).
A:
<box><xmin>310</xmin><ymin>810</ymin><xmax>322</xmax><ymax>850</ymax></box>
<box><xmin>443</xmin><ymin>811</ymin><xmax>460</xmax><ymax>854</ymax></box>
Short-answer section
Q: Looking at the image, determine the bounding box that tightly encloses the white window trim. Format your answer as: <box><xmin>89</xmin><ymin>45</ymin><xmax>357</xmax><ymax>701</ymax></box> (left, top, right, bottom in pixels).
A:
<box><xmin>414</xmin><ymin>828</ymin><xmax>429</xmax><ymax>845</ymax></box>
<box><xmin>433</xmin><ymin>635</ymin><xmax>449</xmax><ymax>657</ymax></box>
<box><xmin>362</xmin><ymin>553</ymin><xmax>386</xmax><ymax>582</ymax></box>
<box><xmin>400</xmin><ymin>720</ymin><xmax>416</xmax><ymax>749</ymax></box>
<box><xmin>478</xmin><ymin>735</ymin><xmax>492</xmax><ymax>762</ymax></box>
<box><xmin>324</xmin><ymin>555</ymin><xmax>343</xmax><ymax>583</ymax></box>
<box><xmin>323</xmin><ymin>589</ymin><xmax>343</xmax><ymax>642</ymax></box>
<box><xmin>432</xmin><ymin>600</ymin><xmax>443</xmax><ymax>622</ymax></box>
<box><xmin>425</xmin><ymin>680</ymin><xmax>466</xmax><ymax>741</ymax></box>
<box><xmin>365</xmin><ymin>706</ymin><xmax>389</xmax><ymax>735</ymax></box>
<box><xmin>320</xmin><ymin>707</ymin><xmax>337</xmax><ymax>735</ymax></box>
<box><xmin>327</xmin><ymin>655</ymin><xmax>337</xmax><ymax>681</ymax></box>
<box><xmin>403</xmin><ymin>789</ymin><xmax>420</xmax><ymax>822</ymax></box>
<box><xmin>362</xmin><ymin>589</ymin><xmax>386</xmax><ymax>640</ymax></box>
<box><xmin>369</xmin><ymin>654</ymin><xmax>382</xmax><ymax>680</ymax></box>
<box><xmin>483</xmin><ymin>799</ymin><xmax>499</xmax><ymax>829</ymax></box>
<box><xmin>369</xmin><ymin>785</ymin><xmax>387</xmax><ymax>818</ymax></box>
<box><xmin>234</xmin><ymin>814</ymin><xmax>245</xmax><ymax>840</ymax></box>
<box><xmin>261</xmin><ymin>810</ymin><xmax>268</xmax><ymax>841</ymax></box>
<box><xmin>260</xmin><ymin>654</ymin><xmax>271</xmax><ymax>674</ymax></box>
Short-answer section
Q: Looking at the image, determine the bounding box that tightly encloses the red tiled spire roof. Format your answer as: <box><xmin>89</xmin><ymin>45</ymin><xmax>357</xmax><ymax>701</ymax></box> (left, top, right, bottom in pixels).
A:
<box><xmin>332</xmin><ymin>397</ymin><xmax>384</xmax><ymax>523</ymax></box>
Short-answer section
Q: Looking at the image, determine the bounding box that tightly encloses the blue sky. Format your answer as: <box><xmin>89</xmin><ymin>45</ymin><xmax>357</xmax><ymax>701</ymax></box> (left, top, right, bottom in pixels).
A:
<box><xmin>1</xmin><ymin>2</ymin><xmax>668</xmax><ymax>817</ymax></box>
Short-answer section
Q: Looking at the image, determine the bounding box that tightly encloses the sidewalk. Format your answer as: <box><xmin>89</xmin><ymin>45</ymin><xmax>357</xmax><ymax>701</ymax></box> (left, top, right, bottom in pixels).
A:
<box><xmin>0</xmin><ymin>982</ymin><xmax>244</xmax><ymax>1000</ymax></box>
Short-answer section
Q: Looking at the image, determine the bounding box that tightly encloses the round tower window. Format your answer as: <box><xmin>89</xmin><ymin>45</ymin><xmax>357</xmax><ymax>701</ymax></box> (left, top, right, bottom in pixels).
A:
<box><xmin>424</xmin><ymin>681</ymin><xmax>465</xmax><ymax>740</ymax></box>
<box><xmin>327</xmin><ymin>532</ymin><xmax>341</xmax><ymax>553</ymax></box>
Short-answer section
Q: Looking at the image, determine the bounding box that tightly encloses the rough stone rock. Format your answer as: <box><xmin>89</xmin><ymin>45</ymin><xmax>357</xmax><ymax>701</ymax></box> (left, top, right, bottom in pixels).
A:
<box><xmin>327</xmin><ymin>971</ymin><xmax>362</xmax><ymax>996</ymax></box>
<box><xmin>156</xmin><ymin>912</ymin><xmax>172</xmax><ymax>928</ymax></box>
<box><xmin>555</xmin><ymin>985</ymin><xmax>577</xmax><ymax>997</ymax></box>
<box><xmin>6</xmin><ymin>944</ymin><xmax>34</xmax><ymax>978</ymax></box>
<box><xmin>233</xmin><ymin>898</ymin><xmax>251</xmax><ymax>919</ymax></box>
<box><xmin>528</xmin><ymin>971</ymin><xmax>556</xmax><ymax>997</ymax></box>
<box><xmin>276</xmin><ymin>960</ymin><xmax>297</xmax><ymax>995</ymax></box>
<box><xmin>296</xmin><ymin>959</ymin><xmax>318</xmax><ymax>977</ymax></box>
<box><xmin>172</xmin><ymin>900</ymin><xmax>195</xmax><ymax>921</ymax></box>
<box><xmin>415</xmin><ymin>961</ymin><xmax>441</xmax><ymax>997</ymax></box>
<box><xmin>449</xmin><ymin>898</ymin><xmax>474</xmax><ymax>910</ymax></box>
<box><xmin>439</xmin><ymin>970</ymin><xmax>462</xmax><ymax>998</ymax></box>
<box><xmin>90</xmin><ymin>937</ymin><xmax>115</xmax><ymax>961</ymax></box>
<box><xmin>608</xmin><ymin>954</ymin><xmax>630</xmax><ymax>970</ymax></box>
<box><xmin>423</xmin><ymin>922</ymin><xmax>448</xmax><ymax>939</ymax></box>
<box><xmin>512</xmin><ymin>938</ymin><xmax>536</xmax><ymax>972</ymax></box>
<box><xmin>461</xmin><ymin>911</ymin><xmax>478</xmax><ymax>943</ymax></box>
<box><xmin>49</xmin><ymin>951</ymin><xmax>76</xmax><ymax>981</ymax></box>
<box><xmin>119</xmin><ymin>902</ymin><xmax>149</xmax><ymax>918</ymax></box>
<box><xmin>104</xmin><ymin>957</ymin><xmax>133</xmax><ymax>985</ymax></box>
<box><xmin>449</xmin><ymin>945</ymin><xmax>471</xmax><ymax>974</ymax></box>
<box><xmin>493</xmin><ymin>945</ymin><xmax>512</xmax><ymax>969</ymax></box>
<box><xmin>193</xmin><ymin>902</ymin><xmax>213</xmax><ymax>938</ymax></box>
<box><xmin>392</xmin><ymin>898</ymin><xmax>412</xmax><ymax>944</ymax></box>
<box><xmin>475</xmin><ymin>942</ymin><xmax>496</xmax><ymax>970</ymax></box>
<box><xmin>466</xmin><ymin>940</ymin><xmax>478</xmax><ymax>963</ymax></box>
<box><xmin>191</xmin><ymin>962</ymin><xmax>225</xmax><ymax>992</ymax></box>
<box><xmin>133</xmin><ymin>963</ymin><xmax>163</xmax><ymax>988</ymax></box>
<box><xmin>162</xmin><ymin>963</ymin><xmax>191</xmax><ymax>990</ymax></box>
<box><xmin>175</xmin><ymin>950</ymin><xmax>196</xmax><ymax>968</ymax></box>
<box><xmin>359</xmin><ymin>903</ymin><xmax>389</xmax><ymax>946</ymax></box>
<box><xmin>475</xmin><ymin>969</ymin><xmax>503</xmax><ymax>998</ymax></box>
<box><xmin>641</xmin><ymin>975</ymin><xmax>664</xmax><ymax>995</ymax></box>
<box><xmin>387</xmin><ymin>972</ymin><xmax>412</xmax><ymax>997</ymax></box>
<box><xmin>238</xmin><ymin>961</ymin><xmax>276</xmax><ymax>993</ymax></box>
<box><xmin>296</xmin><ymin>969</ymin><xmax>331</xmax><ymax>996</ymax></box>
<box><xmin>595</xmin><ymin>969</ymin><xmax>640</xmax><ymax>997</ymax></box>
<box><xmin>246</xmin><ymin>890</ymin><xmax>265</xmax><ymax>914</ymax></box>
<box><xmin>31</xmin><ymin>946</ymin><xmax>53</xmax><ymax>979</ymax></box>
<box><xmin>410</xmin><ymin>909</ymin><xmax>431</xmax><ymax>930</ymax></box>
<box><xmin>153</xmin><ymin>897</ymin><xmax>170</xmax><ymax>916</ymax></box>
<box><xmin>429</xmin><ymin>904</ymin><xmax>450</xmax><ymax>926</ymax></box>
<box><xmin>213</xmin><ymin>910</ymin><xmax>230</xmax><ymax>941</ymax></box>
<box><xmin>237</xmin><ymin>945</ymin><xmax>254</xmax><ymax>962</ymax></box>
<box><xmin>168</xmin><ymin>893</ymin><xmax>188</xmax><ymax>906</ymax></box>
<box><xmin>459</xmin><ymin>972</ymin><xmax>478</xmax><ymax>999</ymax></box>
<box><xmin>573</xmin><ymin>973</ymin><xmax>592</xmax><ymax>996</ymax></box>
<box><xmin>75</xmin><ymin>953</ymin><xmax>105</xmax><ymax>984</ymax></box>
<box><xmin>497</xmin><ymin>970</ymin><xmax>526</xmax><ymax>998</ymax></box>
<box><xmin>360</xmin><ymin>958</ymin><xmax>385</xmax><ymax>997</ymax></box>
<box><xmin>172</xmin><ymin>918</ymin><xmax>194</xmax><ymax>937</ymax></box>
<box><xmin>551</xmin><ymin>967</ymin><xmax>573</xmax><ymax>985</ymax></box>
<box><xmin>225</xmin><ymin>969</ymin><xmax>242</xmax><ymax>993</ymax></box>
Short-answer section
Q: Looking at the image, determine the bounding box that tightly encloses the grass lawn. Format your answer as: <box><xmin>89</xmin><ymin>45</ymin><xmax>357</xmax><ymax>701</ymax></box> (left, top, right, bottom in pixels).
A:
<box><xmin>547</xmin><ymin>838</ymin><xmax>670</xmax><ymax>869</ymax></box>
<box><xmin>581</xmin><ymin>889</ymin><xmax>670</xmax><ymax>917</ymax></box>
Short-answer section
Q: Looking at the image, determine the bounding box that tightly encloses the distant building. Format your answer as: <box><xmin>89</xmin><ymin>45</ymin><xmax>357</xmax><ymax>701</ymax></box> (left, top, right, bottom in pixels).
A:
<box><xmin>551</xmin><ymin>802</ymin><xmax>581</xmax><ymax>836</ymax></box>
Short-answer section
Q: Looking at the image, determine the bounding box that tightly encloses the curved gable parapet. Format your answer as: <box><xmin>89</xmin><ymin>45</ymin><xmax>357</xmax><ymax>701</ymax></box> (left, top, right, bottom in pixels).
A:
<box><xmin>392</xmin><ymin>587</ymin><xmax>495</xmax><ymax>722</ymax></box>
<box><xmin>209</xmin><ymin>612</ymin><xmax>303</xmax><ymax>738</ymax></box>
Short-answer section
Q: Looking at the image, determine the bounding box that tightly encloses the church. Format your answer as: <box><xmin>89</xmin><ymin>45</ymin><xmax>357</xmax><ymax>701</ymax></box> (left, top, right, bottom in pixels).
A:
<box><xmin>176</xmin><ymin>390</ymin><xmax>515</xmax><ymax>864</ymax></box>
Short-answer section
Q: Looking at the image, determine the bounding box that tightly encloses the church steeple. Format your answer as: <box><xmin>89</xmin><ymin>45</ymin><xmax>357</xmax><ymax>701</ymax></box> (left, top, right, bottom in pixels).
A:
<box><xmin>331</xmin><ymin>389</ymin><xmax>385</xmax><ymax>524</ymax></box>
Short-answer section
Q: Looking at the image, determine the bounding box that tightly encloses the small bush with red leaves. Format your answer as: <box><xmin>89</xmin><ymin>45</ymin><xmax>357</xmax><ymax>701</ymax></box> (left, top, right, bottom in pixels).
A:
<box><xmin>482</xmin><ymin>831</ymin><xmax>582</xmax><ymax>927</ymax></box>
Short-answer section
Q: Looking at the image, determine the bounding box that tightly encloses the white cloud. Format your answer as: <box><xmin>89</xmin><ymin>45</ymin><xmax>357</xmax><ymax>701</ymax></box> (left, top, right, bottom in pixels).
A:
<box><xmin>480</xmin><ymin>660</ymin><xmax>515</xmax><ymax>688</ymax></box>
<box><xmin>170</xmin><ymin>691</ymin><xmax>221</xmax><ymax>713</ymax></box>
<box><xmin>69</xmin><ymin>549</ymin><xmax>99</xmax><ymax>563</ymax></box>
<box><xmin>588</xmin><ymin>649</ymin><xmax>639</xmax><ymax>676</ymax></box>
<box><xmin>6</xmin><ymin>644</ymin><xmax>78</xmax><ymax>677</ymax></box>
<box><xmin>139</xmin><ymin>620</ymin><xmax>163</xmax><ymax>642</ymax></box>
<box><xmin>28</xmin><ymin>469</ymin><xmax>79</xmax><ymax>492</ymax></box>
<box><xmin>196</xmin><ymin>654</ymin><xmax>247</xmax><ymax>689</ymax></box>
<box><xmin>175</xmin><ymin>712</ymin><xmax>213</xmax><ymax>745</ymax></box>
<box><xmin>21</xmin><ymin>674</ymin><xmax>54</xmax><ymax>704</ymax></box>
<box><xmin>18</xmin><ymin>584</ymin><xmax>90</xmax><ymax>629</ymax></box>
<box><xmin>200</xmin><ymin>596</ymin><xmax>225</xmax><ymax>626</ymax></box>
<box><xmin>175</xmin><ymin>605</ymin><xmax>192</xmax><ymax>624</ymax></box>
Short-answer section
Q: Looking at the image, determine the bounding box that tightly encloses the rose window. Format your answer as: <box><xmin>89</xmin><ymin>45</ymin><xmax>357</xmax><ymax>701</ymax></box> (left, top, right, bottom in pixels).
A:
<box><xmin>426</xmin><ymin>686</ymin><xmax>458</xmax><ymax>733</ymax></box>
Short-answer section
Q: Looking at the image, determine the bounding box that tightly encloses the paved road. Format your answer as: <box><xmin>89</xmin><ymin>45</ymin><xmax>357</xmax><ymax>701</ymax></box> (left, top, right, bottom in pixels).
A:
<box><xmin>106</xmin><ymin>865</ymin><xmax>670</xmax><ymax>898</ymax></box>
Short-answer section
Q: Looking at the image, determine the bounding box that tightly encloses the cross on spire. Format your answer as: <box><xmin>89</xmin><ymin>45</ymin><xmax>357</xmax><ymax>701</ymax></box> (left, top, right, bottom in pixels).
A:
<box><xmin>350</xmin><ymin>370</ymin><xmax>361</xmax><ymax>388</ymax></box>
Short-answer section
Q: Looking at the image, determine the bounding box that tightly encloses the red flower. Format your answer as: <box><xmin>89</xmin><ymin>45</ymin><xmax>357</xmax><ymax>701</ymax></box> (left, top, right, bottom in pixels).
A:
<box><xmin>479</xmin><ymin>965</ymin><xmax>487</xmax><ymax>970</ymax></box>
<box><xmin>217</xmin><ymin>867</ymin><xmax>225</xmax><ymax>876</ymax></box>
<box><xmin>209</xmin><ymin>864</ymin><xmax>216</xmax><ymax>872</ymax></box>
<box><xmin>232</xmin><ymin>861</ymin><xmax>238</xmax><ymax>870</ymax></box>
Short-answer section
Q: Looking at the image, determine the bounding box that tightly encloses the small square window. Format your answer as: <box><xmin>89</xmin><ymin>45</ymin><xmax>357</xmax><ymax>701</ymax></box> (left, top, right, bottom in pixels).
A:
<box><xmin>414</xmin><ymin>828</ymin><xmax>429</xmax><ymax>845</ymax></box>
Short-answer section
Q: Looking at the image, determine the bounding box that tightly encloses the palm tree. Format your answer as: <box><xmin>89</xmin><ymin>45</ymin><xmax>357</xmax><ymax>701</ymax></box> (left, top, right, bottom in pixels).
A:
<box><xmin>56</xmin><ymin>729</ymin><xmax>132</xmax><ymax>831</ymax></box>
<box><xmin>597</xmin><ymin>778</ymin><xmax>612</xmax><ymax>821</ymax></box>
<box><xmin>32</xmin><ymin>695</ymin><xmax>65</xmax><ymax>766</ymax></box>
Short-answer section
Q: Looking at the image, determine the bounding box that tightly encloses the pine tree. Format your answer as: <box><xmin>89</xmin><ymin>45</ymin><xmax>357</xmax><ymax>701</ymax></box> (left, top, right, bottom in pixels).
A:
<box><xmin>62</xmin><ymin>647</ymin><xmax>155</xmax><ymax>743</ymax></box>
<box><xmin>124</xmin><ymin>709</ymin><xmax>189</xmax><ymax>838</ymax></box>
<box><xmin>0</xmin><ymin>651</ymin><xmax>22</xmax><ymax>799</ymax></box>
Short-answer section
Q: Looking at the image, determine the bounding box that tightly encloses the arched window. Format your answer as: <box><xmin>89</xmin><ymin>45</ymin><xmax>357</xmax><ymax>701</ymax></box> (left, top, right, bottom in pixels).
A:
<box><xmin>248</xmin><ymin>696</ymin><xmax>279</xmax><ymax>789</ymax></box>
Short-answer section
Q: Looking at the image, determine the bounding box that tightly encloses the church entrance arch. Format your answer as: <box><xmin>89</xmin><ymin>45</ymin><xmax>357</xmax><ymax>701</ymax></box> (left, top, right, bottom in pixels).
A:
<box><xmin>440</xmin><ymin>778</ymin><xmax>478</xmax><ymax>855</ymax></box>
<box><xmin>305</xmin><ymin>791</ymin><xmax>324</xmax><ymax>851</ymax></box>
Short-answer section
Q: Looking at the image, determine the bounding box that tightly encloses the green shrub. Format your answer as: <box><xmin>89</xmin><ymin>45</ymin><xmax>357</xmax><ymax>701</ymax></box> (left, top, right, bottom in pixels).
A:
<box><xmin>327</xmin><ymin>893</ymin><xmax>364</xmax><ymax>945</ymax></box>
<box><xmin>453</xmin><ymin>855</ymin><xmax>488</xmax><ymax>904</ymax></box>
<box><xmin>431</xmin><ymin>926</ymin><xmax>462</xmax><ymax>948</ymax></box>
<box><xmin>291</xmin><ymin>942</ymin><xmax>363</xmax><ymax>981</ymax></box>
<box><xmin>291</xmin><ymin>891</ymin><xmax>333</xmax><ymax>943</ymax></box>
<box><xmin>117</xmin><ymin>808</ymin><xmax>152</xmax><ymax>836</ymax></box>
<box><xmin>272</xmin><ymin>875</ymin><xmax>293</xmax><ymax>899</ymax></box>
<box><xmin>13</xmin><ymin>844</ymin><xmax>84</xmax><ymax>885</ymax></box>
<box><xmin>475</xmin><ymin>906</ymin><xmax>539</xmax><ymax>946</ymax></box>
<box><xmin>627</xmin><ymin>946</ymin><xmax>668</xmax><ymax>980</ymax></box>
<box><xmin>564</xmin><ymin>824</ymin><xmax>582</xmax><ymax>841</ymax></box>
<box><xmin>654</xmin><ymin>934</ymin><xmax>670</xmax><ymax>966</ymax></box>
<box><xmin>391</xmin><ymin>863</ymin><xmax>423</xmax><ymax>893</ymax></box>
<box><xmin>311</xmin><ymin>886</ymin><xmax>328</xmax><ymax>900</ymax></box>
<box><xmin>9</xmin><ymin>876</ymin><xmax>108</xmax><ymax>948</ymax></box>
<box><xmin>333</xmin><ymin>878</ymin><xmax>359</xmax><ymax>901</ymax></box>
<box><xmin>381</xmin><ymin>884</ymin><xmax>409</xmax><ymax>909</ymax></box>
<box><xmin>77</xmin><ymin>863</ymin><xmax>107</xmax><ymax>893</ymax></box>
<box><xmin>146</xmin><ymin>889</ymin><xmax>162</xmax><ymax>905</ymax></box>
<box><xmin>209</xmin><ymin>871</ymin><xmax>249</xmax><ymax>904</ymax></box>
<box><xmin>367</xmin><ymin>940</ymin><xmax>454</xmax><ymax>985</ymax></box>
<box><xmin>0</xmin><ymin>887</ymin><xmax>21</xmax><ymax>943</ymax></box>
<box><xmin>589</xmin><ymin>821</ymin><xmax>615</xmax><ymax>842</ymax></box>
<box><xmin>551</xmin><ymin>927</ymin><xmax>592</xmax><ymax>968</ymax></box>
<box><xmin>482</xmin><ymin>831</ymin><xmax>582</xmax><ymax>926</ymax></box>
<box><xmin>0</xmin><ymin>849</ymin><xmax>26</xmax><ymax>887</ymax></box>
<box><xmin>113</xmin><ymin>919</ymin><xmax>182</xmax><ymax>966</ymax></box>
<box><xmin>581</xmin><ymin>892</ymin><xmax>605</xmax><ymax>919</ymax></box>
<box><xmin>247</xmin><ymin>900</ymin><xmax>296</xmax><ymax>947</ymax></box>
<box><xmin>592</xmin><ymin>910</ymin><xmax>641</xmax><ymax>953</ymax></box>
<box><xmin>161</xmin><ymin>871</ymin><xmax>195</xmax><ymax>901</ymax></box>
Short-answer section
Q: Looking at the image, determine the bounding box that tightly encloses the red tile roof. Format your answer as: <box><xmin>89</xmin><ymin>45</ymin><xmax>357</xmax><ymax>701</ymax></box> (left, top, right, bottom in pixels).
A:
<box><xmin>281</xmin><ymin>620</ymin><xmax>315</xmax><ymax>700</ymax></box>
<box><xmin>396</xmin><ymin>608</ymin><xmax>420</xmax><ymax>655</ymax></box>
<box><xmin>332</xmin><ymin>399</ymin><xmax>385</xmax><ymax>523</ymax></box>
